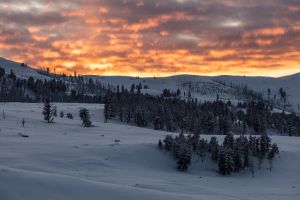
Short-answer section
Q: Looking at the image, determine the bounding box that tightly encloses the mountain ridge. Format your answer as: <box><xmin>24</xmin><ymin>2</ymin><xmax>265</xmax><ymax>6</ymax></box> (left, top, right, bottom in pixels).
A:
<box><xmin>1</xmin><ymin>57</ymin><xmax>299</xmax><ymax>79</ymax></box>
<box><xmin>1</xmin><ymin>57</ymin><xmax>299</xmax><ymax>113</ymax></box>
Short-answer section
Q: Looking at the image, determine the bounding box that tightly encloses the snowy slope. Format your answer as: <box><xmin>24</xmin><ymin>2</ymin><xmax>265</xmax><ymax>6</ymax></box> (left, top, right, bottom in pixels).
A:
<box><xmin>87</xmin><ymin>73</ymin><xmax>300</xmax><ymax>112</ymax></box>
<box><xmin>0</xmin><ymin>57</ymin><xmax>48</xmax><ymax>80</ymax></box>
<box><xmin>87</xmin><ymin>75</ymin><xmax>245</xmax><ymax>103</ymax></box>
<box><xmin>217</xmin><ymin>74</ymin><xmax>300</xmax><ymax>111</ymax></box>
<box><xmin>0</xmin><ymin>103</ymin><xmax>299</xmax><ymax>200</ymax></box>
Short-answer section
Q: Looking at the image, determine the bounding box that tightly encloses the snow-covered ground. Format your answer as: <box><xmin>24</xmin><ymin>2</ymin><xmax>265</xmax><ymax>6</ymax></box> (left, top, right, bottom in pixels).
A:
<box><xmin>0</xmin><ymin>103</ymin><xmax>299</xmax><ymax>200</ymax></box>
<box><xmin>0</xmin><ymin>57</ymin><xmax>48</xmax><ymax>80</ymax></box>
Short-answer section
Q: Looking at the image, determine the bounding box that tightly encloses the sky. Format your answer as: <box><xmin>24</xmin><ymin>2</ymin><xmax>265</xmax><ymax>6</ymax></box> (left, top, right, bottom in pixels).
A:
<box><xmin>0</xmin><ymin>0</ymin><xmax>300</xmax><ymax>77</ymax></box>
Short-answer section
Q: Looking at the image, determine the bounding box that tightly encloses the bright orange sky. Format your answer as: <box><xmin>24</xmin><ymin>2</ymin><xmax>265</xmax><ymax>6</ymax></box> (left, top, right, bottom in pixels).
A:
<box><xmin>0</xmin><ymin>0</ymin><xmax>300</xmax><ymax>77</ymax></box>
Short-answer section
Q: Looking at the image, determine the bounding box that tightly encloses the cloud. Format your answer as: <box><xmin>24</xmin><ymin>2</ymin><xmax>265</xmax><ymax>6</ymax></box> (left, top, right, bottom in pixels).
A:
<box><xmin>0</xmin><ymin>0</ymin><xmax>300</xmax><ymax>77</ymax></box>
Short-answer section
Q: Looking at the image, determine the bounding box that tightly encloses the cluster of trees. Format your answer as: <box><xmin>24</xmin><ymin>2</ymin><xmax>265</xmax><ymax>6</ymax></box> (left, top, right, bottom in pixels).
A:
<box><xmin>104</xmin><ymin>86</ymin><xmax>300</xmax><ymax>136</ymax></box>
<box><xmin>42</xmin><ymin>98</ymin><xmax>92</xmax><ymax>127</ymax></box>
<box><xmin>159</xmin><ymin>134</ymin><xmax>279</xmax><ymax>176</ymax></box>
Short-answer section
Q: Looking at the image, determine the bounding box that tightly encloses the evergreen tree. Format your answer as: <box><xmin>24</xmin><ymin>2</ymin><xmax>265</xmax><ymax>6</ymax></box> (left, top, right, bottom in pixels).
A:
<box><xmin>174</xmin><ymin>134</ymin><xmax>192</xmax><ymax>171</ymax></box>
<box><xmin>223</xmin><ymin>134</ymin><xmax>234</xmax><ymax>149</ymax></box>
<box><xmin>163</xmin><ymin>135</ymin><xmax>174</xmax><ymax>151</ymax></box>
<box><xmin>104</xmin><ymin>102</ymin><xmax>110</xmax><ymax>123</ymax></box>
<box><xmin>42</xmin><ymin>97</ymin><xmax>54</xmax><ymax>123</ymax></box>
<box><xmin>233</xmin><ymin>145</ymin><xmax>243</xmax><ymax>172</ymax></box>
<box><xmin>197</xmin><ymin>139</ymin><xmax>207</xmax><ymax>163</ymax></box>
<box><xmin>258</xmin><ymin>134</ymin><xmax>271</xmax><ymax>169</ymax></box>
<box><xmin>79</xmin><ymin>108</ymin><xmax>92</xmax><ymax>127</ymax></box>
<box><xmin>218</xmin><ymin>148</ymin><xmax>234</xmax><ymax>175</ymax></box>
<box><xmin>189</xmin><ymin>133</ymin><xmax>200</xmax><ymax>152</ymax></box>
<box><xmin>53</xmin><ymin>106</ymin><xmax>57</xmax><ymax>117</ymax></box>
<box><xmin>60</xmin><ymin>111</ymin><xmax>64</xmax><ymax>118</ymax></box>
<box><xmin>0</xmin><ymin>67</ymin><xmax>5</xmax><ymax>78</ymax></box>
<box><xmin>158</xmin><ymin>139</ymin><xmax>163</xmax><ymax>150</ymax></box>
<box><xmin>249</xmin><ymin>154</ymin><xmax>255</xmax><ymax>177</ymax></box>
<box><xmin>268</xmin><ymin>143</ymin><xmax>279</xmax><ymax>171</ymax></box>
<box><xmin>240</xmin><ymin>136</ymin><xmax>249</xmax><ymax>167</ymax></box>
<box><xmin>209</xmin><ymin>137</ymin><xmax>219</xmax><ymax>161</ymax></box>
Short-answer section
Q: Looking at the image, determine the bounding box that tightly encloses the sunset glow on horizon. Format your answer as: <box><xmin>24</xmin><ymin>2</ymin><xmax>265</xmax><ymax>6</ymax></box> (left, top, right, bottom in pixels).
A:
<box><xmin>1</xmin><ymin>0</ymin><xmax>300</xmax><ymax>77</ymax></box>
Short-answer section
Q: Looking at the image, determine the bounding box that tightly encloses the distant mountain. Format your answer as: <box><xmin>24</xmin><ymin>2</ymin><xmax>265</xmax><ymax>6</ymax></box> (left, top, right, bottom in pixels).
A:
<box><xmin>0</xmin><ymin>57</ymin><xmax>299</xmax><ymax>113</ymax></box>
<box><xmin>87</xmin><ymin>74</ymin><xmax>300</xmax><ymax>113</ymax></box>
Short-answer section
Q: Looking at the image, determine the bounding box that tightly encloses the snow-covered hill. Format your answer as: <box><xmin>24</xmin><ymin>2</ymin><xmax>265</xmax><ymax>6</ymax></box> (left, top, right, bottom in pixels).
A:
<box><xmin>0</xmin><ymin>103</ymin><xmax>299</xmax><ymax>200</ymax></box>
<box><xmin>87</xmin><ymin>74</ymin><xmax>300</xmax><ymax>113</ymax></box>
<box><xmin>217</xmin><ymin>74</ymin><xmax>300</xmax><ymax>112</ymax></box>
<box><xmin>1</xmin><ymin>57</ymin><xmax>299</xmax><ymax>113</ymax></box>
<box><xmin>0</xmin><ymin>57</ymin><xmax>49</xmax><ymax>80</ymax></box>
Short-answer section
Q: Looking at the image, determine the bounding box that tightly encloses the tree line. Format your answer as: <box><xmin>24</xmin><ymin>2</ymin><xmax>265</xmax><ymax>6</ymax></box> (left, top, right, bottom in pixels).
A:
<box><xmin>1</xmin><ymin>66</ymin><xmax>299</xmax><ymax>136</ymax></box>
<box><xmin>0</xmin><ymin>67</ymin><xmax>108</xmax><ymax>103</ymax></box>
<box><xmin>104</xmin><ymin>84</ymin><xmax>300</xmax><ymax>136</ymax></box>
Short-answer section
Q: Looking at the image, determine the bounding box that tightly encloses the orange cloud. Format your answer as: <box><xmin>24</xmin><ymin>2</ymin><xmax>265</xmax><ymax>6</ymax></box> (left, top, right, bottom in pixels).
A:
<box><xmin>0</xmin><ymin>0</ymin><xmax>299</xmax><ymax>77</ymax></box>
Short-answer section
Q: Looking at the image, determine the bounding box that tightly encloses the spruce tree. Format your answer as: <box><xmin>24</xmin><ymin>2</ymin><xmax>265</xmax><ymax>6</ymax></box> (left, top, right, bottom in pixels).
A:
<box><xmin>176</xmin><ymin>143</ymin><xmax>192</xmax><ymax>171</ymax></box>
<box><xmin>42</xmin><ymin>97</ymin><xmax>54</xmax><ymax>123</ymax></box>
<box><xmin>209</xmin><ymin>137</ymin><xmax>219</xmax><ymax>161</ymax></box>
<box><xmin>158</xmin><ymin>139</ymin><xmax>163</xmax><ymax>150</ymax></box>
<box><xmin>268</xmin><ymin>143</ymin><xmax>279</xmax><ymax>171</ymax></box>
<box><xmin>197</xmin><ymin>139</ymin><xmax>207</xmax><ymax>163</ymax></box>
<box><xmin>258</xmin><ymin>134</ymin><xmax>270</xmax><ymax>169</ymax></box>
<box><xmin>60</xmin><ymin>111</ymin><xmax>64</xmax><ymax>118</ymax></box>
<box><xmin>223</xmin><ymin>134</ymin><xmax>234</xmax><ymax>149</ymax></box>
<box><xmin>163</xmin><ymin>135</ymin><xmax>174</xmax><ymax>151</ymax></box>
<box><xmin>218</xmin><ymin>148</ymin><xmax>234</xmax><ymax>175</ymax></box>
<box><xmin>190</xmin><ymin>133</ymin><xmax>200</xmax><ymax>152</ymax></box>
<box><xmin>79</xmin><ymin>108</ymin><xmax>92</xmax><ymax>127</ymax></box>
<box><xmin>104</xmin><ymin>103</ymin><xmax>109</xmax><ymax>123</ymax></box>
<box><xmin>233</xmin><ymin>146</ymin><xmax>243</xmax><ymax>172</ymax></box>
<box><xmin>249</xmin><ymin>154</ymin><xmax>255</xmax><ymax>177</ymax></box>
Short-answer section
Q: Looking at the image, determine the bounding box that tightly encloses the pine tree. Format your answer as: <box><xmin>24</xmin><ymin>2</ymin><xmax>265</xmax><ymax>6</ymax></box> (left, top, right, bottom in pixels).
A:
<box><xmin>42</xmin><ymin>97</ymin><xmax>54</xmax><ymax>123</ymax></box>
<box><xmin>176</xmin><ymin>144</ymin><xmax>192</xmax><ymax>171</ymax></box>
<box><xmin>233</xmin><ymin>146</ymin><xmax>243</xmax><ymax>172</ymax></box>
<box><xmin>60</xmin><ymin>111</ymin><xmax>64</xmax><ymax>118</ymax></box>
<box><xmin>223</xmin><ymin>134</ymin><xmax>234</xmax><ymax>149</ymax></box>
<box><xmin>79</xmin><ymin>108</ymin><xmax>92</xmax><ymax>127</ymax></box>
<box><xmin>176</xmin><ymin>143</ymin><xmax>192</xmax><ymax>171</ymax></box>
<box><xmin>189</xmin><ymin>133</ymin><xmax>200</xmax><ymax>152</ymax></box>
<box><xmin>163</xmin><ymin>135</ymin><xmax>174</xmax><ymax>151</ymax></box>
<box><xmin>158</xmin><ymin>139</ymin><xmax>163</xmax><ymax>150</ymax></box>
<box><xmin>104</xmin><ymin>102</ymin><xmax>110</xmax><ymax>123</ymax></box>
<box><xmin>258</xmin><ymin>134</ymin><xmax>270</xmax><ymax>169</ymax></box>
<box><xmin>209</xmin><ymin>137</ymin><xmax>219</xmax><ymax>161</ymax></box>
<box><xmin>249</xmin><ymin>135</ymin><xmax>257</xmax><ymax>157</ymax></box>
<box><xmin>268</xmin><ymin>143</ymin><xmax>279</xmax><ymax>171</ymax></box>
<box><xmin>53</xmin><ymin>106</ymin><xmax>57</xmax><ymax>117</ymax></box>
<box><xmin>249</xmin><ymin>154</ymin><xmax>255</xmax><ymax>177</ymax></box>
<box><xmin>197</xmin><ymin>139</ymin><xmax>207</xmax><ymax>163</ymax></box>
<box><xmin>218</xmin><ymin>148</ymin><xmax>234</xmax><ymax>175</ymax></box>
<box><xmin>240</xmin><ymin>136</ymin><xmax>249</xmax><ymax>167</ymax></box>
